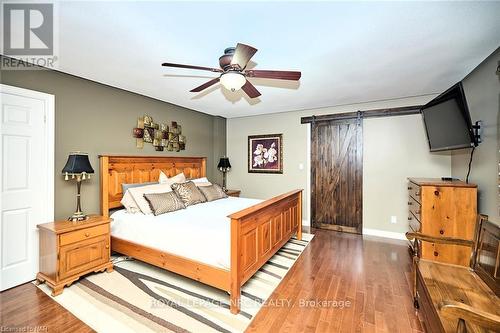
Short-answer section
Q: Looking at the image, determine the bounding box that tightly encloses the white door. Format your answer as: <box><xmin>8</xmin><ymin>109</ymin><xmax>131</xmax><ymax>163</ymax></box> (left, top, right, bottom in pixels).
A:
<box><xmin>0</xmin><ymin>84</ymin><xmax>54</xmax><ymax>291</ymax></box>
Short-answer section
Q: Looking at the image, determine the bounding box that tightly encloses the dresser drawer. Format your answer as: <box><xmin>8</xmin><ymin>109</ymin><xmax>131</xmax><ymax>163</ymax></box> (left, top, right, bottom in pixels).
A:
<box><xmin>59</xmin><ymin>235</ymin><xmax>110</xmax><ymax>279</ymax></box>
<box><xmin>60</xmin><ymin>224</ymin><xmax>109</xmax><ymax>246</ymax></box>
<box><xmin>408</xmin><ymin>196</ymin><xmax>422</xmax><ymax>222</ymax></box>
<box><xmin>408</xmin><ymin>183</ymin><xmax>422</xmax><ymax>203</ymax></box>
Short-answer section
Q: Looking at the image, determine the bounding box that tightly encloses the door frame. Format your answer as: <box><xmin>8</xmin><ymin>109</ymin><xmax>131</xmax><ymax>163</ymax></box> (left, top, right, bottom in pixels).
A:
<box><xmin>0</xmin><ymin>84</ymin><xmax>55</xmax><ymax>288</ymax></box>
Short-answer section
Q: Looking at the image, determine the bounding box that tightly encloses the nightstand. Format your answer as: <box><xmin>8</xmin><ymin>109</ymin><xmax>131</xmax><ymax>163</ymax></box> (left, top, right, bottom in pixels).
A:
<box><xmin>36</xmin><ymin>215</ymin><xmax>113</xmax><ymax>296</ymax></box>
<box><xmin>226</xmin><ymin>189</ymin><xmax>241</xmax><ymax>197</ymax></box>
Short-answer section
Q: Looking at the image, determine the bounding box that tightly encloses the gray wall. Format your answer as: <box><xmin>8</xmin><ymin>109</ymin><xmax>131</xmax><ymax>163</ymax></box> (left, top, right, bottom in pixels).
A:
<box><xmin>227</xmin><ymin>95</ymin><xmax>451</xmax><ymax>235</ymax></box>
<box><xmin>452</xmin><ymin>47</ymin><xmax>500</xmax><ymax>224</ymax></box>
<box><xmin>1</xmin><ymin>63</ymin><xmax>226</xmax><ymax>220</ymax></box>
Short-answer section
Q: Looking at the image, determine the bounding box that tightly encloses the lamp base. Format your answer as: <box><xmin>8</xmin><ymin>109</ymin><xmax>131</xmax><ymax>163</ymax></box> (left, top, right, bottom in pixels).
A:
<box><xmin>68</xmin><ymin>212</ymin><xmax>88</xmax><ymax>222</ymax></box>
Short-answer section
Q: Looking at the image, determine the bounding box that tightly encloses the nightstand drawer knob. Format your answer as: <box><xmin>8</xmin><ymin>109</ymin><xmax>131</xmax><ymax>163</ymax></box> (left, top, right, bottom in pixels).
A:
<box><xmin>85</xmin><ymin>232</ymin><xmax>90</xmax><ymax>237</ymax></box>
<box><xmin>105</xmin><ymin>245</ymin><xmax>109</xmax><ymax>249</ymax></box>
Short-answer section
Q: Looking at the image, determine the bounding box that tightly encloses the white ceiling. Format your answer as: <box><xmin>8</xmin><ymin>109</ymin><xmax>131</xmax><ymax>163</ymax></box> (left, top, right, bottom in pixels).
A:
<box><xmin>54</xmin><ymin>1</ymin><xmax>500</xmax><ymax>118</ymax></box>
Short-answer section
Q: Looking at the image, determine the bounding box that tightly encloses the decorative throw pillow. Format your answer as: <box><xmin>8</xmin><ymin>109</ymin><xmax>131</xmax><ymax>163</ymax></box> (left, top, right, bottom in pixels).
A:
<box><xmin>171</xmin><ymin>181</ymin><xmax>206</xmax><ymax>206</ymax></box>
<box><xmin>127</xmin><ymin>183</ymin><xmax>174</xmax><ymax>214</ymax></box>
<box><xmin>198</xmin><ymin>184</ymin><xmax>228</xmax><ymax>202</ymax></box>
<box><xmin>143</xmin><ymin>192</ymin><xmax>185</xmax><ymax>216</ymax></box>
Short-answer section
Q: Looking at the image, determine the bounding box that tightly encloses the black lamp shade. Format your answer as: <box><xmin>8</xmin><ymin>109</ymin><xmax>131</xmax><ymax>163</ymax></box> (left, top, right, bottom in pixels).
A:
<box><xmin>62</xmin><ymin>152</ymin><xmax>94</xmax><ymax>174</ymax></box>
<box><xmin>217</xmin><ymin>157</ymin><xmax>231</xmax><ymax>170</ymax></box>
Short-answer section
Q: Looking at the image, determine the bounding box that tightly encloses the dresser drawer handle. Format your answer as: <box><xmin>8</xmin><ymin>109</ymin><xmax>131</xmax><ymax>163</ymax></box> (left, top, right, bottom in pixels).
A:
<box><xmin>408</xmin><ymin>216</ymin><xmax>412</xmax><ymax>220</ymax></box>
<box><xmin>408</xmin><ymin>186</ymin><xmax>413</xmax><ymax>190</ymax></box>
<box><xmin>415</xmin><ymin>210</ymin><xmax>421</xmax><ymax>215</ymax></box>
<box><xmin>415</xmin><ymin>191</ymin><xmax>421</xmax><ymax>196</ymax></box>
<box><xmin>85</xmin><ymin>232</ymin><xmax>90</xmax><ymax>237</ymax></box>
<box><xmin>105</xmin><ymin>245</ymin><xmax>109</xmax><ymax>249</ymax></box>
<box><xmin>408</xmin><ymin>202</ymin><xmax>413</xmax><ymax>206</ymax></box>
<box><xmin>434</xmin><ymin>251</ymin><xmax>439</xmax><ymax>257</ymax></box>
<box><xmin>439</xmin><ymin>229</ymin><xmax>444</xmax><ymax>235</ymax></box>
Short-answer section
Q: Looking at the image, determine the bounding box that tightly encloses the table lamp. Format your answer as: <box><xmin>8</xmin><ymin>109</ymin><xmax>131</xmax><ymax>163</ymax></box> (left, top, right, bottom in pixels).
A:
<box><xmin>62</xmin><ymin>152</ymin><xmax>94</xmax><ymax>221</ymax></box>
<box><xmin>217</xmin><ymin>157</ymin><xmax>231</xmax><ymax>191</ymax></box>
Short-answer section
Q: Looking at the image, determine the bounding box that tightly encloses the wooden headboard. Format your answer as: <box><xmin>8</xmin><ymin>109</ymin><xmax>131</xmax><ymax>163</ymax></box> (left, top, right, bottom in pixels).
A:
<box><xmin>99</xmin><ymin>155</ymin><xmax>206</xmax><ymax>216</ymax></box>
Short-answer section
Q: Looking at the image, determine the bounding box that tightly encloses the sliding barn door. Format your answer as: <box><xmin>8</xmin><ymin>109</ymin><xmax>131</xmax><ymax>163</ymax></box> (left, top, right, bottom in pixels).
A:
<box><xmin>311</xmin><ymin>118</ymin><xmax>363</xmax><ymax>234</ymax></box>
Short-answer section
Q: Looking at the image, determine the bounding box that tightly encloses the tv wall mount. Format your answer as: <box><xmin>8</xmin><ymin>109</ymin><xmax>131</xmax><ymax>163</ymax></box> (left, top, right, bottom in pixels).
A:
<box><xmin>472</xmin><ymin>120</ymin><xmax>482</xmax><ymax>146</ymax></box>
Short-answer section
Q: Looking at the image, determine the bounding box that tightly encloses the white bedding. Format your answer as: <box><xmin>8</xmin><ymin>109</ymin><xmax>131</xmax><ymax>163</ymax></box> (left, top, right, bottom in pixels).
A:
<box><xmin>110</xmin><ymin>196</ymin><xmax>262</xmax><ymax>270</ymax></box>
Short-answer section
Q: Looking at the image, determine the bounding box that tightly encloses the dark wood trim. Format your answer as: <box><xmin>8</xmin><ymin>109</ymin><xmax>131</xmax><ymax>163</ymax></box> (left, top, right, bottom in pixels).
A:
<box><xmin>301</xmin><ymin>105</ymin><xmax>423</xmax><ymax>124</ymax></box>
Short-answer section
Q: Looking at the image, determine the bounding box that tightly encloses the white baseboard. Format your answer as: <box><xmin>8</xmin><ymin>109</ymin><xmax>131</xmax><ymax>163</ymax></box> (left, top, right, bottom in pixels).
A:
<box><xmin>363</xmin><ymin>228</ymin><xmax>407</xmax><ymax>240</ymax></box>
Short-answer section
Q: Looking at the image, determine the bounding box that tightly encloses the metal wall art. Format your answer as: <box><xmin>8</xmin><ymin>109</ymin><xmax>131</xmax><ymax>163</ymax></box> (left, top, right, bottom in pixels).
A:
<box><xmin>132</xmin><ymin>115</ymin><xmax>186</xmax><ymax>152</ymax></box>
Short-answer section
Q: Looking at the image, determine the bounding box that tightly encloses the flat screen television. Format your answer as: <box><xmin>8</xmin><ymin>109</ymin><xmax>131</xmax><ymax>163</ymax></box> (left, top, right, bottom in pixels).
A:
<box><xmin>421</xmin><ymin>82</ymin><xmax>476</xmax><ymax>152</ymax></box>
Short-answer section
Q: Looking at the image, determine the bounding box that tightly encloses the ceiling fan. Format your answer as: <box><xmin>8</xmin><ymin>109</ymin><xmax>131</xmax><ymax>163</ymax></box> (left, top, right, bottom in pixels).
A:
<box><xmin>161</xmin><ymin>43</ymin><xmax>301</xmax><ymax>98</ymax></box>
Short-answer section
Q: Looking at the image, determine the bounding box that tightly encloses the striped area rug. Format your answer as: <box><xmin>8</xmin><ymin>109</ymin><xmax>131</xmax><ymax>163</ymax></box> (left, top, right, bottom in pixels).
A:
<box><xmin>37</xmin><ymin>234</ymin><xmax>313</xmax><ymax>333</ymax></box>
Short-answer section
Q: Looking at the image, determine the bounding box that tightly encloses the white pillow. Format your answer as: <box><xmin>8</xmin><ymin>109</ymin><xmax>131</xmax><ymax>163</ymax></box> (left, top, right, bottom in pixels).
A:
<box><xmin>191</xmin><ymin>177</ymin><xmax>212</xmax><ymax>187</ymax></box>
<box><xmin>159</xmin><ymin>171</ymin><xmax>186</xmax><ymax>184</ymax></box>
<box><xmin>127</xmin><ymin>183</ymin><xmax>174</xmax><ymax>214</ymax></box>
<box><xmin>170</xmin><ymin>172</ymin><xmax>186</xmax><ymax>183</ymax></box>
<box><xmin>121</xmin><ymin>191</ymin><xmax>141</xmax><ymax>213</ymax></box>
<box><xmin>159</xmin><ymin>171</ymin><xmax>169</xmax><ymax>184</ymax></box>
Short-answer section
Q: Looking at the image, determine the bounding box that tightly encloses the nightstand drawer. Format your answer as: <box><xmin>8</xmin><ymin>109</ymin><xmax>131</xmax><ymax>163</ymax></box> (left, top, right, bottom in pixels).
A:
<box><xmin>59</xmin><ymin>235</ymin><xmax>109</xmax><ymax>279</ymax></box>
<box><xmin>60</xmin><ymin>224</ymin><xmax>109</xmax><ymax>246</ymax></box>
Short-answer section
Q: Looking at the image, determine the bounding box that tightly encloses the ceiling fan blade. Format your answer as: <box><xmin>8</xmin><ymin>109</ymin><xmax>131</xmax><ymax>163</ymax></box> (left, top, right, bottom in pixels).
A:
<box><xmin>162</xmin><ymin>62</ymin><xmax>222</xmax><ymax>73</ymax></box>
<box><xmin>241</xmin><ymin>80</ymin><xmax>261</xmax><ymax>98</ymax></box>
<box><xmin>190</xmin><ymin>77</ymin><xmax>220</xmax><ymax>92</ymax></box>
<box><xmin>245</xmin><ymin>69</ymin><xmax>301</xmax><ymax>81</ymax></box>
<box><xmin>230</xmin><ymin>43</ymin><xmax>258</xmax><ymax>69</ymax></box>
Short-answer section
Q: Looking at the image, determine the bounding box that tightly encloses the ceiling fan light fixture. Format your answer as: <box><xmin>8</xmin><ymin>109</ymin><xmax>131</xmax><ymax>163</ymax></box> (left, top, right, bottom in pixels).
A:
<box><xmin>220</xmin><ymin>72</ymin><xmax>246</xmax><ymax>92</ymax></box>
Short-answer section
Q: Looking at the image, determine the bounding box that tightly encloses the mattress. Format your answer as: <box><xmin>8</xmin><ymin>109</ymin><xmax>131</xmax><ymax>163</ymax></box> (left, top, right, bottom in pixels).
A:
<box><xmin>110</xmin><ymin>196</ymin><xmax>262</xmax><ymax>270</ymax></box>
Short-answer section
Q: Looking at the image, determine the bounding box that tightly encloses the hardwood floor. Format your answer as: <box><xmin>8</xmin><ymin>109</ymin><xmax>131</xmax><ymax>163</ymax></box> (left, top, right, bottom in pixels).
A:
<box><xmin>246</xmin><ymin>229</ymin><xmax>423</xmax><ymax>332</ymax></box>
<box><xmin>0</xmin><ymin>282</ymin><xmax>92</xmax><ymax>333</ymax></box>
<box><xmin>0</xmin><ymin>229</ymin><xmax>422</xmax><ymax>333</ymax></box>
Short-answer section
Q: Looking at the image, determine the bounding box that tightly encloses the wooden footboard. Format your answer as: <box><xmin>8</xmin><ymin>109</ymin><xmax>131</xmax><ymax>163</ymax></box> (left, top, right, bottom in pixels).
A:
<box><xmin>228</xmin><ymin>189</ymin><xmax>303</xmax><ymax>314</ymax></box>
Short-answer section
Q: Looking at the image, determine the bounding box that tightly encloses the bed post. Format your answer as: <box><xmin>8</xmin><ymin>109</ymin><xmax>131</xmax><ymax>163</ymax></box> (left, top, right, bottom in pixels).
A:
<box><xmin>230</xmin><ymin>217</ymin><xmax>241</xmax><ymax>314</ymax></box>
<box><xmin>297</xmin><ymin>190</ymin><xmax>303</xmax><ymax>241</ymax></box>
<box><xmin>100</xmin><ymin>156</ymin><xmax>109</xmax><ymax>217</ymax></box>
<box><xmin>200</xmin><ymin>158</ymin><xmax>207</xmax><ymax>177</ymax></box>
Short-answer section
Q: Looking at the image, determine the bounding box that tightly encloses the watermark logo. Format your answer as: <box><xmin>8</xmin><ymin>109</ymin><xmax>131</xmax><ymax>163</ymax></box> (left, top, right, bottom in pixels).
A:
<box><xmin>1</xmin><ymin>2</ymin><xmax>58</xmax><ymax>69</ymax></box>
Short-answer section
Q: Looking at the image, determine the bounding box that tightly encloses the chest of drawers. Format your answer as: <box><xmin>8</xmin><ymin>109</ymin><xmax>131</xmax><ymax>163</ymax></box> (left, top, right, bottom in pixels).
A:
<box><xmin>407</xmin><ymin>178</ymin><xmax>477</xmax><ymax>266</ymax></box>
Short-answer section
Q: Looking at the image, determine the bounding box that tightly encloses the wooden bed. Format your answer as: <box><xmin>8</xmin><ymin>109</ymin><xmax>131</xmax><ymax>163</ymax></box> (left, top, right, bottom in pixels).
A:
<box><xmin>99</xmin><ymin>155</ymin><xmax>302</xmax><ymax>314</ymax></box>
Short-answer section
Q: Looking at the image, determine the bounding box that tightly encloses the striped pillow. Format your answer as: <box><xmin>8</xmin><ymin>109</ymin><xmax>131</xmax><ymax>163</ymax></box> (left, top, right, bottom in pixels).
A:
<box><xmin>198</xmin><ymin>184</ymin><xmax>228</xmax><ymax>202</ymax></box>
<box><xmin>143</xmin><ymin>192</ymin><xmax>185</xmax><ymax>216</ymax></box>
<box><xmin>171</xmin><ymin>181</ymin><xmax>206</xmax><ymax>206</ymax></box>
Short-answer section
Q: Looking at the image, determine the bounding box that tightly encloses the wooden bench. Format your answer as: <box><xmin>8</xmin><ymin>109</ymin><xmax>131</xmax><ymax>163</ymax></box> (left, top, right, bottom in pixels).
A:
<box><xmin>406</xmin><ymin>215</ymin><xmax>500</xmax><ymax>333</ymax></box>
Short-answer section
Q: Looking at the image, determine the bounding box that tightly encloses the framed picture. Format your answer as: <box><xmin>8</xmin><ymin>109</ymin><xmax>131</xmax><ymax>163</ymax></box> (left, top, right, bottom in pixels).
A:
<box><xmin>248</xmin><ymin>134</ymin><xmax>283</xmax><ymax>174</ymax></box>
